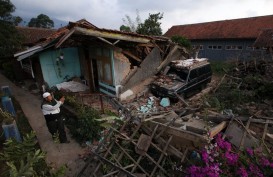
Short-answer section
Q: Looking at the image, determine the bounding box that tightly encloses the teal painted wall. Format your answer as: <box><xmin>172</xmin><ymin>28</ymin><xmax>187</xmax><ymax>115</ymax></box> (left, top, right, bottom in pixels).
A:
<box><xmin>39</xmin><ymin>48</ymin><xmax>81</xmax><ymax>87</ymax></box>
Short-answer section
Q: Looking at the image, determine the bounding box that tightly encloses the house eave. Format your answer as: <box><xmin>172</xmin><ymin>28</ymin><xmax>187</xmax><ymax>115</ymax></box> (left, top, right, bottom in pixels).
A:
<box><xmin>74</xmin><ymin>27</ymin><xmax>151</xmax><ymax>43</ymax></box>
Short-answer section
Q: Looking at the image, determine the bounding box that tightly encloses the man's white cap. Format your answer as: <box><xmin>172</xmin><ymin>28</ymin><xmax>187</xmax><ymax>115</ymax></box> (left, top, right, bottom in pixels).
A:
<box><xmin>42</xmin><ymin>92</ymin><xmax>51</xmax><ymax>98</ymax></box>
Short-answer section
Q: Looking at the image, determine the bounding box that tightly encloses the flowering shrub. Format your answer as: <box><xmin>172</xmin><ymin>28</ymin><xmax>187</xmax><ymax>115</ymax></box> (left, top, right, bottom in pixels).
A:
<box><xmin>185</xmin><ymin>134</ymin><xmax>273</xmax><ymax>177</ymax></box>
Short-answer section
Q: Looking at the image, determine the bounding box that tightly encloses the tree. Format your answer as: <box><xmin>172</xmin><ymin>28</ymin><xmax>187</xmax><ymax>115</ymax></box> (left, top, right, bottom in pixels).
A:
<box><xmin>0</xmin><ymin>0</ymin><xmax>22</xmax><ymax>58</ymax></box>
<box><xmin>28</xmin><ymin>14</ymin><xmax>54</xmax><ymax>28</ymax></box>
<box><xmin>120</xmin><ymin>25</ymin><xmax>131</xmax><ymax>32</ymax></box>
<box><xmin>136</xmin><ymin>12</ymin><xmax>163</xmax><ymax>36</ymax></box>
<box><xmin>120</xmin><ymin>9</ymin><xmax>141</xmax><ymax>32</ymax></box>
<box><xmin>171</xmin><ymin>35</ymin><xmax>191</xmax><ymax>48</ymax></box>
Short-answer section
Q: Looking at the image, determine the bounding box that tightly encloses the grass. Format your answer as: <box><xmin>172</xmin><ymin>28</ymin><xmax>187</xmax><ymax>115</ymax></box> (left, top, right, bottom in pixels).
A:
<box><xmin>210</xmin><ymin>60</ymin><xmax>236</xmax><ymax>76</ymax></box>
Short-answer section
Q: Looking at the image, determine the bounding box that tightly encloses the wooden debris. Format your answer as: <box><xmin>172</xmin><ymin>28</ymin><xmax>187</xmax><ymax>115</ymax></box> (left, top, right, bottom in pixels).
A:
<box><xmin>209</xmin><ymin>121</ymin><xmax>227</xmax><ymax>138</ymax></box>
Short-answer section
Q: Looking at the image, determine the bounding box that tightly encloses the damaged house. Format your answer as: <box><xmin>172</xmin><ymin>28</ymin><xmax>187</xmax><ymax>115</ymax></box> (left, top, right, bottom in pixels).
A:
<box><xmin>13</xmin><ymin>20</ymin><xmax>273</xmax><ymax>177</ymax></box>
<box><xmin>14</xmin><ymin>19</ymin><xmax>187</xmax><ymax>99</ymax></box>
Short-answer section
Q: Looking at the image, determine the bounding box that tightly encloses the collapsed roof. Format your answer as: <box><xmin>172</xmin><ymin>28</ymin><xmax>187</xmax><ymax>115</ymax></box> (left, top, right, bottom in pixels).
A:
<box><xmin>14</xmin><ymin>19</ymin><xmax>172</xmax><ymax>66</ymax></box>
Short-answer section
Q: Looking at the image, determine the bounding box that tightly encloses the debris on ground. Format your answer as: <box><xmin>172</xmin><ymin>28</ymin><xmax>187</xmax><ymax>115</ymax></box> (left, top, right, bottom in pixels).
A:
<box><xmin>64</xmin><ymin>59</ymin><xmax>273</xmax><ymax>177</ymax></box>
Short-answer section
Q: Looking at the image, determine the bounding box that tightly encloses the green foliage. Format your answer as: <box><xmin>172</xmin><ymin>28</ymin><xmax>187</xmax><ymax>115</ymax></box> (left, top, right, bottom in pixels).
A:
<box><xmin>0</xmin><ymin>0</ymin><xmax>15</xmax><ymax>21</ymax></box>
<box><xmin>28</xmin><ymin>14</ymin><xmax>54</xmax><ymax>29</ymax></box>
<box><xmin>96</xmin><ymin>116</ymin><xmax>122</xmax><ymax>129</ymax></box>
<box><xmin>171</xmin><ymin>35</ymin><xmax>191</xmax><ymax>49</ymax></box>
<box><xmin>64</xmin><ymin>95</ymin><xmax>79</xmax><ymax>107</ymax></box>
<box><xmin>0</xmin><ymin>0</ymin><xmax>23</xmax><ymax>58</ymax></box>
<box><xmin>0</xmin><ymin>107</ymin><xmax>14</xmax><ymax>125</ymax></box>
<box><xmin>5</xmin><ymin>149</ymin><xmax>45</xmax><ymax>177</ymax></box>
<box><xmin>210</xmin><ymin>61</ymin><xmax>236</xmax><ymax>76</ymax></box>
<box><xmin>121</xmin><ymin>9</ymin><xmax>141</xmax><ymax>32</ymax></box>
<box><xmin>0</xmin><ymin>131</ymin><xmax>65</xmax><ymax>177</ymax></box>
<box><xmin>67</xmin><ymin>105</ymin><xmax>102</xmax><ymax>143</ymax></box>
<box><xmin>1</xmin><ymin>61</ymin><xmax>15</xmax><ymax>80</ymax></box>
<box><xmin>243</xmin><ymin>74</ymin><xmax>273</xmax><ymax>100</ymax></box>
<box><xmin>136</xmin><ymin>12</ymin><xmax>163</xmax><ymax>36</ymax></box>
<box><xmin>13</xmin><ymin>16</ymin><xmax>22</xmax><ymax>26</ymax></box>
<box><xmin>120</xmin><ymin>25</ymin><xmax>131</xmax><ymax>32</ymax></box>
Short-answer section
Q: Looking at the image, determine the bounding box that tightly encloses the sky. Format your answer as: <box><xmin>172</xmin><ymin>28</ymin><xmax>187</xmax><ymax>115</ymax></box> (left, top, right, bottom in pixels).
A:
<box><xmin>10</xmin><ymin>0</ymin><xmax>273</xmax><ymax>33</ymax></box>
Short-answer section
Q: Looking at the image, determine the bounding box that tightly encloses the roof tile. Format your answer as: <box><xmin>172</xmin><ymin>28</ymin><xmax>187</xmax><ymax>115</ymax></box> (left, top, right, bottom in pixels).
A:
<box><xmin>165</xmin><ymin>15</ymin><xmax>273</xmax><ymax>40</ymax></box>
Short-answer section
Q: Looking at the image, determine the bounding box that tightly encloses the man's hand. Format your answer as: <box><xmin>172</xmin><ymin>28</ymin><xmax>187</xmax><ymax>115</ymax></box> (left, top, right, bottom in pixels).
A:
<box><xmin>60</xmin><ymin>96</ymin><xmax>65</xmax><ymax>103</ymax></box>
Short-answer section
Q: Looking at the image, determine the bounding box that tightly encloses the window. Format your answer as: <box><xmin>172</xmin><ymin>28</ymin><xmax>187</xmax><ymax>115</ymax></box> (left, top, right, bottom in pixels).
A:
<box><xmin>255</xmin><ymin>47</ymin><xmax>260</xmax><ymax>50</ymax></box>
<box><xmin>189</xmin><ymin>69</ymin><xmax>198</xmax><ymax>81</ymax></box>
<box><xmin>192</xmin><ymin>45</ymin><xmax>204</xmax><ymax>50</ymax></box>
<box><xmin>226</xmin><ymin>45</ymin><xmax>243</xmax><ymax>50</ymax></box>
<box><xmin>246</xmin><ymin>46</ymin><xmax>254</xmax><ymax>50</ymax></box>
<box><xmin>208</xmin><ymin>45</ymin><xmax>222</xmax><ymax>50</ymax></box>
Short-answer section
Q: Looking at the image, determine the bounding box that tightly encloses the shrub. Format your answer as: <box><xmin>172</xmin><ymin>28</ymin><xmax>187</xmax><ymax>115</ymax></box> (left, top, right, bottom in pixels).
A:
<box><xmin>184</xmin><ymin>134</ymin><xmax>273</xmax><ymax>177</ymax></box>
<box><xmin>66</xmin><ymin>105</ymin><xmax>102</xmax><ymax>144</ymax></box>
<box><xmin>0</xmin><ymin>132</ymin><xmax>65</xmax><ymax>177</ymax></box>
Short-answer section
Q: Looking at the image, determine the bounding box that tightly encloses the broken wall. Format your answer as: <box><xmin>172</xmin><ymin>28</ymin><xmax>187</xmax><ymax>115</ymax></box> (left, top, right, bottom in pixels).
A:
<box><xmin>122</xmin><ymin>47</ymin><xmax>161</xmax><ymax>92</ymax></box>
<box><xmin>113</xmin><ymin>50</ymin><xmax>131</xmax><ymax>86</ymax></box>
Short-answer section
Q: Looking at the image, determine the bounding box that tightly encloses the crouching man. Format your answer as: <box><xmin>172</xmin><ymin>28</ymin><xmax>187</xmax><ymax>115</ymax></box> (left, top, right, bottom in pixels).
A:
<box><xmin>41</xmin><ymin>92</ymin><xmax>69</xmax><ymax>143</ymax></box>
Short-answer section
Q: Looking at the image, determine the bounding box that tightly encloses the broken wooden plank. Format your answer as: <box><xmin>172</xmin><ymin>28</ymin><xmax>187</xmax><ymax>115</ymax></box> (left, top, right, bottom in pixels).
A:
<box><xmin>122</xmin><ymin>50</ymin><xmax>142</xmax><ymax>62</ymax></box>
<box><xmin>262</xmin><ymin>119</ymin><xmax>269</xmax><ymax>143</ymax></box>
<box><xmin>141</xmin><ymin>125</ymin><xmax>184</xmax><ymax>159</ymax></box>
<box><xmin>114</xmin><ymin>129</ymin><xmax>169</xmax><ymax>176</ymax></box>
<box><xmin>133</xmin><ymin>173</ymin><xmax>146</xmax><ymax>177</ymax></box>
<box><xmin>175</xmin><ymin>92</ymin><xmax>189</xmax><ymax>107</ymax></box>
<box><xmin>92</xmin><ymin>151</ymin><xmax>137</xmax><ymax>177</ymax></box>
<box><xmin>156</xmin><ymin>45</ymin><xmax>186</xmax><ymax>73</ymax></box>
<box><xmin>149</xmin><ymin>120</ymin><xmax>208</xmax><ymax>144</ymax></box>
<box><xmin>195</xmin><ymin>113</ymin><xmax>273</xmax><ymax>124</ymax></box>
<box><xmin>224</xmin><ymin>121</ymin><xmax>259</xmax><ymax>149</ymax></box>
<box><xmin>239</xmin><ymin>117</ymin><xmax>252</xmax><ymax>150</ymax></box>
<box><xmin>135</xmin><ymin>134</ymin><xmax>152</xmax><ymax>155</ymax></box>
<box><xmin>75</xmin><ymin>27</ymin><xmax>151</xmax><ymax>43</ymax></box>
<box><xmin>209</xmin><ymin>121</ymin><xmax>227</xmax><ymax>138</ymax></box>
<box><xmin>150</xmin><ymin>135</ymin><xmax>173</xmax><ymax>176</ymax></box>
<box><xmin>103</xmin><ymin>164</ymin><xmax>134</xmax><ymax>177</ymax></box>
<box><xmin>115</xmin><ymin>142</ymin><xmax>150</xmax><ymax>176</ymax></box>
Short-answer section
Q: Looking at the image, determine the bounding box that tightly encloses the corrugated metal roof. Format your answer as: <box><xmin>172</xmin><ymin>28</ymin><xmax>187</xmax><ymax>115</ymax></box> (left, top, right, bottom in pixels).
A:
<box><xmin>254</xmin><ymin>29</ymin><xmax>273</xmax><ymax>47</ymax></box>
<box><xmin>164</xmin><ymin>15</ymin><xmax>273</xmax><ymax>40</ymax></box>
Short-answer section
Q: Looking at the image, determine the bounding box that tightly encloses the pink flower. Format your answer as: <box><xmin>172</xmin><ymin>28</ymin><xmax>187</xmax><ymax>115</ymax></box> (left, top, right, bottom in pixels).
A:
<box><xmin>201</xmin><ymin>150</ymin><xmax>209</xmax><ymax>164</ymax></box>
<box><xmin>224</xmin><ymin>152</ymin><xmax>238</xmax><ymax>165</ymax></box>
<box><xmin>237</xmin><ymin>167</ymin><xmax>248</xmax><ymax>177</ymax></box>
<box><xmin>204</xmin><ymin>163</ymin><xmax>221</xmax><ymax>177</ymax></box>
<box><xmin>215</xmin><ymin>134</ymin><xmax>231</xmax><ymax>151</ymax></box>
<box><xmin>249</xmin><ymin>163</ymin><xmax>264</xmax><ymax>177</ymax></box>
<box><xmin>259</xmin><ymin>157</ymin><xmax>270</xmax><ymax>167</ymax></box>
<box><xmin>187</xmin><ymin>165</ymin><xmax>205</xmax><ymax>177</ymax></box>
<box><xmin>246</xmin><ymin>148</ymin><xmax>253</xmax><ymax>156</ymax></box>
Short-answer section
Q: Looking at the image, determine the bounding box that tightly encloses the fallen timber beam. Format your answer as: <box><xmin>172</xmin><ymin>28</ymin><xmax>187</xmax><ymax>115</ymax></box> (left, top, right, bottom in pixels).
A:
<box><xmin>195</xmin><ymin>113</ymin><xmax>273</xmax><ymax>124</ymax></box>
<box><xmin>209</xmin><ymin>121</ymin><xmax>227</xmax><ymax>138</ymax></box>
<box><xmin>122</xmin><ymin>50</ymin><xmax>142</xmax><ymax>62</ymax></box>
<box><xmin>149</xmin><ymin>120</ymin><xmax>208</xmax><ymax>144</ymax></box>
<box><xmin>92</xmin><ymin>151</ymin><xmax>137</xmax><ymax>177</ymax></box>
<box><xmin>103</xmin><ymin>164</ymin><xmax>135</xmax><ymax>177</ymax></box>
<box><xmin>141</xmin><ymin>125</ymin><xmax>184</xmax><ymax>159</ymax></box>
<box><xmin>113</xmin><ymin>129</ymin><xmax>169</xmax><ymax>176</ymax></box>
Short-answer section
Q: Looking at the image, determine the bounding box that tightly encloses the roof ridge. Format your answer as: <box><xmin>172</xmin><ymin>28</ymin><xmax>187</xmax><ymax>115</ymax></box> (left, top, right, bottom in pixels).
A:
<box><xmin>173</xmin><ymin>14</ymin><xmax>273</xmax><ymax>27</ymax></box>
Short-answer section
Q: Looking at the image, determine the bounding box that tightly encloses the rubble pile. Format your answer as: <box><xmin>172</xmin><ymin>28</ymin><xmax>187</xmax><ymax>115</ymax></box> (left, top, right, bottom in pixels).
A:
<box><xmin>76</xmin><ymin>59</ymin><xmax>273</xmax><ymax>177</ymax></box>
